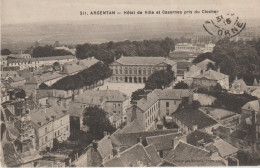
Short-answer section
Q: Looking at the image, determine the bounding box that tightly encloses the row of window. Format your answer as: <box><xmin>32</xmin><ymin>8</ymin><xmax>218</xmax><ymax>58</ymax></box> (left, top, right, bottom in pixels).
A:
<box><xmin>145</xmin><ymin>102</ymin><xmax>159</xmax><ymax>128</ymax></box>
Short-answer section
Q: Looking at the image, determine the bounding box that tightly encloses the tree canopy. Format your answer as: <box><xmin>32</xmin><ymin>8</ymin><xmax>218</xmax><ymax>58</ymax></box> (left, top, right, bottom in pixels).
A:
<box><xmin>212</xmin><ymin>38</ymin><xmax>260</xmax><ymax>84</ymax></box>
<box><xmin>83</xmin><ymin>106</ymin><xmax>116</xmax><ymax>139</ymax></box>
<box><xmin>1</xmin><ymin>49</ymin><xmax>11</xmax><ymax>55</ymax></box>
<box><xmin>192</xmin><ymin>52</ymin><xmax>213</xmax><ymax>64</ymax></box>
<box><xmin>32</xmin><ymin>45</ymin><xmax>73</xmax><ymax>57</ymax></box>
<box><xmin>50</xmin><ymin>62</ymin><xmax>112</xmax><ymax>90</ymax></box>
<box><xmin>174</xmin><ymin>81</ymin><xmax>189</xmax><ymax>89</ymax></box>
<box><xmin>76</xmin><ymin>37</ymin><xmax>175</xmax><ymax>64</ymax></box>
<box><xmin>144</xmin><ymin>68</ymin><xmax>175</xmax><ymax>90</ymax></box>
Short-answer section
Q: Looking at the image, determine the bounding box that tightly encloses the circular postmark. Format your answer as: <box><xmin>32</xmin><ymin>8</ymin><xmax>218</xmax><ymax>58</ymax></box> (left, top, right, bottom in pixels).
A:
<box><xmin>203</xmin><ymin>13</ymin><xmax>246</xmax><ymax>38</ymax></box>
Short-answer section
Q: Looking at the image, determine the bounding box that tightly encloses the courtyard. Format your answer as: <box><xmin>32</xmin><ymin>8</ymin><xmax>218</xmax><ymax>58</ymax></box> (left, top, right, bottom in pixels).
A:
<box><xmin>95</xmin><ymin>81</ymin><xmax>145</xmax><ymax>97</ymax></box>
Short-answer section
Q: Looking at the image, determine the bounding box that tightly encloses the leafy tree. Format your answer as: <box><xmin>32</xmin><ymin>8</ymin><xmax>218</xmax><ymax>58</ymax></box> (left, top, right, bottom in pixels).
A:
<box><xmin>32</xmin><ymin>45</ymin><xmax>72</xmax><ymax>57</ymax></box>
<box><xmin>174</xmin><ymin>81</ymin><xmax>189</xmax><ymax>89</ymax></box>
<box><xmin>191</xmin><ymin>100</ymin><xmax>201</xmax><ymax>110</ymax></box>
<box><xmin>15</xmin><ymin>89</ymin><xmax>26</xmax><ymax>99</ymax></box>
<box><xmin>83</xmin><ymin>107</ymin><xmax>116</xmax><ymax>139</ymax></box>
<box><xmin>52</xmin><ymin>138</ymin><xmax>59</xmax><ymax>151</ymax></box>
<box><xmin>131</xmin><ymin>88</ymin><xmax>146</xmax><ymax>103</ymax></box>
<box><xmin>145</xmin><ymin>69</ymin><xmax>175</xmax><ymax>90</ymax></box>
<box><xmin>193</xmin><ymin>52</ymin><xmax>213</xmax><ymax>64</ymax></box>
<box><xmin>1</xmin><ymin>49</ymin><xmax>11</xmax><ymax>55</ymax></box>
<box><xmin>206</xmin><ymin>62</ymin><xmax>217</xmax><ymax>71</ymax></box>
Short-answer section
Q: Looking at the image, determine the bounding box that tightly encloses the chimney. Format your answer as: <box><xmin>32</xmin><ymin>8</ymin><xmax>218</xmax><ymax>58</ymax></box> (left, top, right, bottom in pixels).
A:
<box><xmin>92</xmin><ymin>140</ymin><xmax>98</xmax><ymax>149</ymax></box>
<box><xmin>113</xmin><ymin>148</ymin><xmax>120</xmax><ymax>157</ymax></box>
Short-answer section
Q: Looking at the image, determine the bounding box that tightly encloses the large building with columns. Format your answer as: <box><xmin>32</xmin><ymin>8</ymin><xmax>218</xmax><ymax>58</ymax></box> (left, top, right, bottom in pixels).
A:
<box><xmin>109</xmin><ymin>56</ymin><xmax>177</xmax><ymax>83</ymax></box>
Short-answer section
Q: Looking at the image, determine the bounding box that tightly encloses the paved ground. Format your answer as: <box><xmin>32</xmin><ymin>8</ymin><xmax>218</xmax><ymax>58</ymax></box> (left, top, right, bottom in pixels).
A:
<box><xmin>95</xmin><ymin>82</ymin><xmax>145</xmax><ymax>97</ymax></box>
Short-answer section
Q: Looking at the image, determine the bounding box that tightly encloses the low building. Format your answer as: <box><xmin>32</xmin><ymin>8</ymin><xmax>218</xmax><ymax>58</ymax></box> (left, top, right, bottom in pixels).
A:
<box><xmin>109</xmin><ymin>56</ymin><xmax>177</xmax><ymax>83</ymax></box>
<box><xmin>126</xmin><ymin>92</ymin><xmax>160</xmax><ymax>132</ymax></box>
<box><xmin>30</xmin><ymin>107</ymin><xmax>70</xmax><ymax>151</ymax></box>
<box><xmin>103</xmin><ymin>143</ymin><xmax>162</xmax><ymax>167</ymax></box>
<box><xmin>164</xmin><ymin>141</ymin><xmax>226</xmax><ymax>166</ymax></box>
<box><xmin>69</xmin><ymin>90</ymin><xmax>129</xmax><ymax>129</ymax></box>
<box><xmin>229</xmin><ymin>77</ymin><xmax>247</xmax><ymax>94</ymax></box>
<box><xmin>193</xmin><ymin>69</ymin><xmax>229</xmax><ymax>90</ymax></box>
<box><xmin>172</xmin><ymin>108</ymin><xmax>219</xmax><ymax>135</ymax></box>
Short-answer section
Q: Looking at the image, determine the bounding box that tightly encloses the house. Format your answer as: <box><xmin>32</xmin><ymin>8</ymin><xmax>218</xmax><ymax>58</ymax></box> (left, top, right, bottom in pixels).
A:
<box><xmin>193</xmin><ymin>69</ymin><xmax>229</xmax><ymax>90</ymax></box>
<box><xmin>110</xmin><ymin>129</ymin><xmax>180</xmax><ymax>150</ymax></box>
<box><xmin>164</xmin><ymin>141</ymin><xmax>226</xmax><ymax>166</ymax></box>
<box><xmin>72</xmin><ymin>134</ymin><xmax>113</xmax><ymax>167</ymax></box>
<box><xmin>1</xmin><ymin>85</ymin><xmax>10</xmax><ymax>103</ymax></box>
<box><xmin>200</xmin><ymin>107</ymin><xmax>240</xmax><ymax>129</ymax></box>
<box><xmin>184</xmin><ymin>59</ymin><xmax>215</xmax><ymax>85</ymax></box>
<box><xmin>30</xmin><ymin>107</ymin><xmax>70</xmax><ymax>151</ymax></box>
<box><xmin>126</xmin><ymin>92</ymin><xmax>160</xmax><ymax>132</ymax></box>
<box><xmin>109</xmin><ymin>56</ymin><xmax>177</xmax><ymax>83</ymax></box>
<box><xmin>146</xmin><ymin>132</ymin><xmax>185</xmax><ymax>158</ymax></box>
<box><xmin>251</xmin><ymin>89</ymin><xmax>260</xmax><ymax>99</ymax></box>
<box><xmin>69</xmin><ymin>90</ymin><xmax>129</xmax><ymax>129</ymax></box>
<box><xmin>229</xmin><ymin>77</ymin><xmax>247</xmax><ymax>94</ymax></box>
<box><xmin>103</xmin><ymin>143</ymin><xmax>162</xmax><ymax>167</ymax></box>
<box><xmin>153</xmin><ymin>89</ymin><xmax>190</xmax><ymax>116</ymax></box>
<box><xmin>172</xmin><ymin>108</ymin><xmax>219</xmax><ymax>135</ymax></box>
<box><xmin>6</xmin><ymin>75</ymin><xmax>26</xmax><ymax>88</ymax></box>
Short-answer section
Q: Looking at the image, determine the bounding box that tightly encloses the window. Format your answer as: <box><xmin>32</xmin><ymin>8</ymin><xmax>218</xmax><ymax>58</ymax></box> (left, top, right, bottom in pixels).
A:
<box><xmin>55</xmin><ymin>132</ymin><xmax>57</xmax><ymax>137</ymax></box>
<box><xmin>113</xmin><ymin>111</ymin><xmax>116</xmax><ymax>114</ymax></box>
<box><xmin>60</xmin><ymin>120</ymin><xmax>62</xmax><ymax>126</ymax></box>
<box><xmin>166</xmin><ymin>102</ymin><xmax>169</xmax><ymax>108</ymax></box>
<box><xmin>118</xmin><ymin>104</ymin><xmax>121</xmax><ymax>107</ymax></box>
<box><xmin>138</xmin><ymin>69</ymin><xmax>142</xmax><ymax>75</ymax></box>
<box><xmin>125</xmin><ymin>69</ymin><xmax>128</xmax><ymax>74</ymax></box>
<box><xmin>174</xmin><ymin>101</ymin><xmax>176</xmax><ymax>105</ymax></box>
<box><xmin>143</xmin><ymin>70</ymin><xmax>146</xmax><ymax>75</ymax></box>
<box><xmin>45</xmin><ymin>136</ymin><xmax>48</xmax><ymax>142</ymax></box>
<box><xmin>129</xmin><ymin>69</ymin><xmax>132</xmax><ymax>74</ymax></box>
<box><xmin>45</xmin><ymin>127</ymin><xmax>48</xmax><ymax>133</ymax></box>
<box><xmin>113</xmin><ymin>104</ymin><xmax>116</xmax><ymax>108</ymax></box>
<box><xmin>120</xmin><ymin>69</ymin><xmax>122</xmax><ymax>74</ymax></box>
<box><xmin>134</xmin><ymin>69</ymin><xmax>137</xmax><ymax>74</ymax></box>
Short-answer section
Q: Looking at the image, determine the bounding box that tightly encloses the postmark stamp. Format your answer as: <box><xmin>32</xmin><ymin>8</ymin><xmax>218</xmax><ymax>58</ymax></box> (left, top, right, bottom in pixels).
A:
<box><xmin>203</xmin><ymin>13</ymin><xmax>246</xmax><ymax>37</ymax></box>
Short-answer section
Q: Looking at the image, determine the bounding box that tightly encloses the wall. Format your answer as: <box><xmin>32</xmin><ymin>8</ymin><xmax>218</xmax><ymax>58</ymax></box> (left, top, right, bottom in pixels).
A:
<box><xmin>159</xmin><ymin>99</ymin><xmax>181</xmax><ymax>117</ymax></box>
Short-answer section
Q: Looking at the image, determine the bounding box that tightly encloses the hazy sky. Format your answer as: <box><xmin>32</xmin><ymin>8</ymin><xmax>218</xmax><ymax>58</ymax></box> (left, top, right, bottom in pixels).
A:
<box><xmin>2</xmin><ymin>0</ymin><xmax>260</xmax><ymax>25</ymax></box>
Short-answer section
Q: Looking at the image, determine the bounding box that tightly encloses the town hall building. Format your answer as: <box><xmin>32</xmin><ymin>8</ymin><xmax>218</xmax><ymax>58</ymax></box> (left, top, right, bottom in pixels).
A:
<box><xmin>109</xmin><ymin>56</ymin><xmax>177</xmax><ymax>83</ymax></box>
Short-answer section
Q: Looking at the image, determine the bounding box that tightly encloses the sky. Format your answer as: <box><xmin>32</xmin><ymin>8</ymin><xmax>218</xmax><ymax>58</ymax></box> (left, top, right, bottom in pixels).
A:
<box><xmin>1</xmin><ymin>0</ymin><xmax>260</xmax><ymax>25</ymax></box>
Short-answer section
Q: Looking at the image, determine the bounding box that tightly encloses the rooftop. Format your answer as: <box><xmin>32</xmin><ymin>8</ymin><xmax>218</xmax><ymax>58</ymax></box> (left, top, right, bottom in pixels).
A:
<box><xmin>146</xmin><ymin>132</ymin><xmax>183</xmax><ymax>151</ymax></box>
<box><xmin>8</xmin><ymin>55</ymin><xmax>75</xmax><ymax>63</ymax></box>
<box><xmin>135</xmin><ymin>92</ymin><xmax>159</xmax><ymax>112</ymax></box>
<box><xmin>172</xmin><ymin>108</ymin><xmax>218</xmax><ymax>130</ymax></box>
<box><xmin>153</xmin><ymin>89</ymin><xmax>189</xmax><ymax>100</ymax></box>
<box><xmin>194</xmin><ymin>69</ymin><xmax>228</xmax><ymax>81</ymax></box>
<box><xmin>186</xmin><ymin>130</ymin><xmax>215</xmax><ymax>147</ymax></box>
<box><xmin>144</xmin><ymin>144</ymin><xmax>163</xmax><ymax>166</ymax></box>
<box><xmin>97</xmin><ymin>135</ymin><xmax>113</xmax><ymax>159</ymax></box>
<box><xmin>114</xmin><ymin>56</ymin><xmax>176</xmax><ymax>66</ymax></box>
<box><xmin>195</xmin><ymin>59</ymin><xmax>215</xmax><ymax>71</ymax></box>
<box><xmin>30</xmin><ymin>107</ymin><xmax>68</xmax><ymax>127</ymax></box>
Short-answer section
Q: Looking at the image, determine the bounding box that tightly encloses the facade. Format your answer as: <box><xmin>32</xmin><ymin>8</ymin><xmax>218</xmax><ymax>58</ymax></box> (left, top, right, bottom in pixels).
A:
<box><xmin>69</xmin><ymin>90</ymin><xmax>129</xmax><ymax>129</ymax></box>
<box><xmin>30</xmin><ymin>107</ymin><xmax>70</xmax><ymax>151</ymax></box>
<box><xmin>6</xmin><ymin>55</ymin><xmax>76</xmax><ymax>70</ymax></box>
<box><xmin>193</xmin><ymin>69</ymin><xmax>229</xmax><ymax>90</ymax></box>
<box><xmin>126</xmin><ymin>92</ymin><xmax>160</xmax><ymax>132</ymax></box>
<box><xmin>175</xmin><ymin>43</ymin><xmax>200</xmax><ymax>52</ymax></box>
<box><xmin>229</xmin><ymin>78</ymin><xmax>247</xmax><ymax>94</ymax></box>
<box><xmin>109</xmin><ymin>56</ymin><xmax>177</xmax><ymax>83</ymax></box>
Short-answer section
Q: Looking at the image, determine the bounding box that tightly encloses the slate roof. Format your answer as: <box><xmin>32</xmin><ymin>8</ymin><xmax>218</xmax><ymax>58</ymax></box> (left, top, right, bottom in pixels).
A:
<box><xmin>103</xmin><ymin>143</ymin><xmax>154</xmax><ymax>167</ymax></box>
<box><xmin>194</xmin><ymin>70</ymin><xmax>228</xmax><ymax>81</ymax></box>
<box><xmin>172</xmin><ymin>109</ymin><xmax>218</xmax><ymax>130</ymax></box>
<box><xmin>196</xmin><ymin>59</ymin><xmax>215</xmax><ymax>71</ymax></box>
<box><xmin>177</xmin><ymin>61</ymin><xmax>192</xmax><ymax>70</ymax></box>
<box><xmin>97</xmin><ymin>136</ymin><xmax>113</xmax><ymax>159</ymax></box>
<box><xmin>164</xmin><ymin>141</ymin><xmax>226</xmax><ymax>166</ymax></box>
<box><xmin>153</xmin><ymin>89</ymin><xmax>189</xmax><ymax>100</ymax></box>
<box><xmin>187</xmin><ymin>130</ymin><xmax>215</xmax><ymax>146</ymax></box>
<box><xmin>135</xmin><ymin>92</ymin><xmax>159</xmax><ymax>112</ymax></box>
<box><xmin>8</xmin><ymin>55</ymin><xmax>75</xmax><ymax>63</ymax></box>
<box><xmin>62</xmin><ymin>62</ymin><xmax>84</xmax><ymax>74</ymax></box>
<box><xmin>205</xmin><ymin>138</ymin><xmax>238</xmax><ymax>158</ymax></box>
<box><xmin>26</xmin><ymin>72</ymin><xmax>63</xmax><ymax>84</ymax></box>
<box><xmin>30</xmin><ymin>107</ymin><xmax>68</xmax><ymax>127</ymax></box>
<box><xmin>119</xmin><ymin>119</ymin><xmax>143</xmax><ymax>133</ymax></box>
<box><xmin>111</xmin><ymin>129</ymin><xmax>179</xmax><ymax>147</ymax></box>
<box><xmin>8</xmin><ymin>76</ymin><xmax>25</xmax><ymax>83</ymax></box>
<box><xmin>241</xmin><ymin>100</ymin><xmax>260</xmax><ymax>112</ymax></box>
<box><xmin>146</xmin><ymin>132</ymin><xmax>183</xmax><ymax>151</ymax></box>
<box><xmin>144</xmin><ymin>144</ymin><xmax>163</xmax><ymax>166</ymax></box>
<box><xmin>114</xmin><ymin>56</ymin><xmax>176</xmax><ymax>66</ymax></box>
<box><xmin>78</xmin><ymin>57</ymin><xmax>100</xmax><ymax>68</ymax></box>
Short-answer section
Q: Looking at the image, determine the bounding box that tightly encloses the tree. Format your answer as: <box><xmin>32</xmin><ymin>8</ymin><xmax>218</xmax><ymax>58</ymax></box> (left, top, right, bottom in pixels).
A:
<box><xmin>193</xmin><ymin>52</ymin><xmax>213</xmax><ymax>64</ymax></box>
<box><xmin>83</xmin><ymin>107</ymin><xmax>116</xmax><ymax>139</ymax></box>
<box><xmin>15</xmin><ymin>89</ymin><xmax>26</xmax><ymax>99</ymax></box>
<box><xmin>174</xmin><ymin>81</ymin><xmax>189</xmax><ymax>89</ymax></box>
<box><xmin>206</xmin><ymin>62</ymin><xmax>217</xmax><ymax>71</ymax></box>
<box><xmin>191</xmin><ymin>100</ymin><xmax>201</xmax><ymax>110</ymax></box>
<box><xmin>131</xmin><ymin>88</ymin><xmax>146</xmax><ymax>103</ymax></box>
<box><xmin>52</xmin><ymin>138</ymin><xmax>59</xmax><ymax>151</ymax></box>
<box><xmin>145</xmin><ymin>69</ymin><xmax>175</xmax><ymax>90</ymax></box>
<box><xmin>1</xmin><ymin>49</ymin><xmax>11</xmax><ymax>55</ymax></box>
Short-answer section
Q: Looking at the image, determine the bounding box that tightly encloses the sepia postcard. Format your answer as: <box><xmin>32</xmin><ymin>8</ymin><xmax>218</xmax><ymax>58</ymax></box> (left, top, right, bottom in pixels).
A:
<box><xmin>1</xmin><ymin>0</ymin><xmax>260</xmax><ymax>167</ymax></box>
